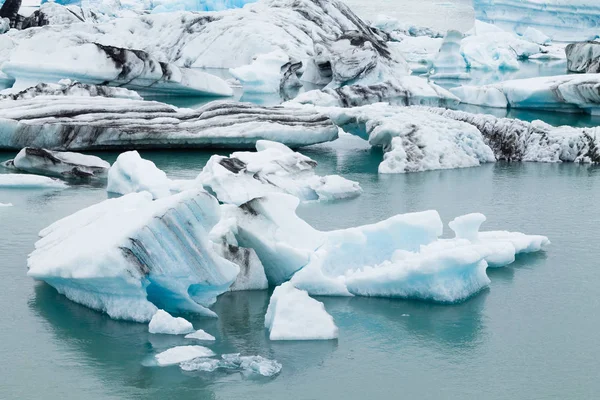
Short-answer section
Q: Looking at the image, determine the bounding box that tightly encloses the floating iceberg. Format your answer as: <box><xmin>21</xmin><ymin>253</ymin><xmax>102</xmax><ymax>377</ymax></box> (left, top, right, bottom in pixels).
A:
<box><xmin>148</xmin><ymin>310</ymin><xmax>195</xmax><ymax>335</ymax></box>
<box><xmin>391</xmin><ymin>35</ymin><xmax>443</xmax><ymax>73</ymax></box>
<box><xmin>155</xmin><ymin>345</ymin><xmax>216</xmax><ymax>366</ymax></box>
<box><xmin>180</xmin><ymin>353</ymin><xmax>281</xmax><ymax>377</ymax></box>
<box><xmin>3</xmin><ymin>147</ymin><xmax>110</xmax><ymax>179</ymax></box>
<box><xmin>0</xmin><ymin>0</ymin><xmax>20</xmax><ymax>28</ymax></box>
<box><xmin>451</xmin><ymin>74</ymin><xmax>600</xmax><ymax>114</ymax></box>
<box><xmin>0</xmin><ymin>80</ymin><xmax>142</xmax><ymax>101</ymax></box>
<box><xmin>20</xmin><ymin>3</ymin><xmax>93</xmax><ymax>30</ymax></box>
<box><xmin>429</xmin><ymin>107</ymin><xmax>600</xmax><ymax>163</ymax></box>
<box><xmin>28</xmin><ymin>190</ymin><xmax>240</xmax><ymax>322</ymax></box>
<box><xmin>229</xmin><ymin>50</ymin><xmax>302</xmax><ymax>94</ymax></box>
<box><xmin>107</xmin><ymin>151</ymin><xmax>171</xmax><ymax>199</ymax></box>
<box><xmin>290</xmin><ymin>76</ymin><xmax>459</xmax><ymax>108</ymax></box>
<box><xmin>431</xmin><ymin>30</ymin><xmax>470</xmax><ymax>80</ymax></box>
<box><xmin>473</xmin><ymin>0</ymin><xmax>600</xmax><ymax>41</ymax></box>
<box><xmin>318</xmin><ymin>104</ymin><xmax>496</xmax><ymax>173</ymax></box>
<box><xmin>185</xmin><ymin>329</ymin><xmax>216</xmax><ymax>341</ymax></box>
<box><xmin>566</xmin><ymin>41</ymin><xmax>600</xmax><ymax>73</ymax></box>
<box><xmin>0</xmin><ymin>173</ymin><xmax>68</xmax><ymax>188</ymax></box>
<box><xmin>265</xmin><ymin>282</ymin><xmax>338</xmax><ymax>341</ymax></box>
<box><xmin>0</xmin><ymin>202</ymin><xmax>12</xmax><ymax>206</ymax></box>
<box><xmin>0</xmin><ymin>99</ymin><xmax>338</xmax><ymax>150</ymax></box>
<box><xmin>150</xmin><ymin>0</ymin><xmax>256</xmax><ymax>13</ymax></box>
<box><xmin>197</xmin><ymin>140</ymin><xmax>361</xmax><ymax>205</ymax></box>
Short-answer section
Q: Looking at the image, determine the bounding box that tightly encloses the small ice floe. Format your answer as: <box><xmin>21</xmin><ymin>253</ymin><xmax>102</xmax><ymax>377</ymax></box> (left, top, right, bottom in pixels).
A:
<box><xmin>148</xmin><ymin>310</ymin><xmax>195</xmax><ymax>335</ymax></box>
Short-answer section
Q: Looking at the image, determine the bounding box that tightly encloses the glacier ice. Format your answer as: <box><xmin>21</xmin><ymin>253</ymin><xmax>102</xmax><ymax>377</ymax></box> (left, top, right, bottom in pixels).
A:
<box><xmin>450</xmin><ymin>74</ymin><xmax>600</xmax><ymax>114</ymax></box>
<box><xmin>27</xmin><ymin>190</ymin><xmax>240</xmax><ymax>322</ymax></box>
<box><xmin>265</xmin><ymin>282</ymin><xmax>338</xmax><ymax>341</ymax></box>
<box><xmin>3</xmin><ymin>147</ymin><xmax>109</xmax><ymax>179</ymax></box>
<box><xmin>431</xmin><ymin>30</ymin><xmax>469</xmax><ymax>80</ymax></box>
<box><xmin>229</xmin><ymin>50</ymin><xmax>302</xmax><ymax>94</ymax></box>
<box><xmin>0</xmin><ymin>99</ymin><xmax>338</xmax><ymax>150</ymax></box>
<box><xmin>150</xmin><ymin>0</ymin><xmax>256</xmax><ymax>13</ymax></box>
<box><xmin>566</xmin><ymin>41</ymin><xmax>600</xmax><ymax>73</ymax></box>
<box><xmin>107</xmin><ymin>151</ymin><xmax>171</xmax><ymax>200</ymax></box>
<box><xmin>0</xmin><ymin>80</ymin><xmax>142</xmax><ymax>100</ymax></box>
<box><xmin>185</xmin><ymin>329</ymin><xmax>216</xmax><ymax>341</ymax></box>
<box><xmin>197</xmin><ymin>140</ymin><xmax>361</xmax><ymax>205</ymax></box>
<box><xmin>429</xmin><ymin>107</ymin><xmax>600</xmax><ymax>163</ymax></box>
<box><xmin>290</xmin><ymin>77</ymin><xmax>459</xmax><ymax>108</ymax></box>
<box><xmin>316</xmin><ymin>104</ymin><xmax>496</xmax><ymax>173</ymax></box>
<box><xmin>148</xmin><ymin>309</ymin><xmax>195</xmax><ymax>335</ymax></box>
<box><xmin>180</xmin><ymin>354</ymin><xmax>282</xmax><ymax>377</ymax></box>
<box><xmin>155</xmin><ymin>345</ymin><xmax>216</xmax><ymax>366</ymax></box>
<box><xmin>473</xmin><ymin>0</ymin><xmax>600</xmax><ymax>41</ymax></box>
<box><xmin>0</xmin><ymin>173</ymin><xmax>68</xmax><ymax>188</ymax></box>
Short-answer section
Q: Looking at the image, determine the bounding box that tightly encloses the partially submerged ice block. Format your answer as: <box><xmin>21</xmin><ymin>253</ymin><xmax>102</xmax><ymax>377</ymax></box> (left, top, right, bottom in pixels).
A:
<box><xmin>28</xmin><ymin>190</ymin><xmax>240</xmax><ymax>322</ymax></box>
<box><xmin>107</xmin><ymin>151</ymin><xmax>171</xmax><ymax>199</ymax></box>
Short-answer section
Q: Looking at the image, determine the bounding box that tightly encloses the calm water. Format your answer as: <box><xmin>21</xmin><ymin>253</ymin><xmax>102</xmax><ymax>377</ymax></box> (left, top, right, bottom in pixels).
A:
<box><xmin>1</xmin><ymin>142</ymin><xmax>600</xmax><ymax>399</ymax></box>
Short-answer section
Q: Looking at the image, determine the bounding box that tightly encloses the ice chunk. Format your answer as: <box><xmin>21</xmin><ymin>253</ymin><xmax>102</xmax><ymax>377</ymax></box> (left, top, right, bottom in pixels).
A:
<box><xmin>473</xmin><ymin>0</ymin><xmax>600</xmax><ymax>41</ymax></box>
<box><xmin>0</xmin><ymin>80</ymin><xmax>142</xmax><ymax>101</ymax></box>
<box><xmin>197</xmin><ymin>140</ymin><xmax>361</xmax><ymax>205</ymax></box>
<box><xmin>229</xmin><ymin>50</ymin><xmax>301</xmax><ymax>94</ymax></box>
<box><xmin>265</xmin><ymin>282</ymin><xmax>338</xmax><ymax>341</ymax></box>
<box><xmin>566</xmin><ymin>41</ymin><xmax>600</xmax><ymax>73</ymax></box>
<box><xmin>185</xmin><ymin>329</ymin><xmax>216</xmax><ymax>341</ymax></box>
<box><xmin>429</xmin><ymin>107</ymin><xmax>600</xmax><ymax>163</ymax></box>
<box><xmin>431</xmin><ymin>30</ymin><xmax>470</xmax><ymax>80</ymax></box>
<box><xmin>0</xmin><ymin>99</ymin><xmax>338</xmax><ymax>151</ymax></box>
<box><xmin>0</xmin><ymin>17</ymin><xmax>10</xmax><ymax>34</ymax></box>
<box><xmin>5</xmin><ymin>147</ymin><xmax>109</xmax><ymax>179</ymax></box>
<box><xmin>521</xmin><ymin>27</ymin><xmax>551</xmax><ymax>46</ymax></box>
<box><xmin>107</xmin><ymin>151</ymin><xmax>171</xmax><ymax>200</ymax></box>
<box><xmin>150</xmin><ymin>0</ymin><xmax>257</xmax><ymax>13</ymax></box>
<box><xmin>391</xmin><ymin>35</ymin><xmax>443</xmax><ymax>73</ymax></box>
<box><xmin>28</xmin><ymin>190</ymin><xmax>240</xmax><ymax>322</ymax></box>
<box><xmin>180</xmin><ymin>354</ymin><xmax>282</xmax><ymax>377</ymax></box>
<box><xmin>0</xmin><ymin>174</ymin><xmax>68</xmax><ymax>189</ymax></box>
<box><xmin>148</xmin><ymin>310</ymin><xmax>195</xmax><ymax>335</ymax></box>
<box><xmin>449</xmin><ymin>213</ymin><xmax>487</xmax><ymax>242</ymax></box>
<box><xmin>0</xmin><ymin>202</ymin><xmax>12</xmax><ymax>207</ymax></box>
<box><xmin>450</xmin><ymin>74</ymin><xmax>600</xmax><ymax>114</ymax></box>
<box><xmin>155</xmin><ymin>345</ymin><xmax>216</xmax><ymax>366</ymax></box>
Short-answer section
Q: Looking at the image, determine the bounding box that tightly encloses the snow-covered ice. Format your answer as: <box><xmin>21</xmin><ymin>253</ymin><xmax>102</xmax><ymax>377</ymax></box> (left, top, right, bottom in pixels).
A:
<box><xmin>451</xmin><ymin>74</ymin><xmax>600</xmax><ymax>114</ymax></box>
<box><xmin>185</xmin><ymin>329</ymin><xmax>216</xmax><ymax>341</ymax></box>
<box><xmin>180</xmin><ymin>353</ymin><xmax>281</xmax><ymax>376</ymax></box>
<box><xmin>3</xmin><ymin>147</ymin><xmax>109</xmax><ymax>179</ymax></box>
<box><xmin>0</xmin><ymin>174</ymin><xmax>68</xmax><ymax>189</ymax></box>
<box><xmin>0</xmin><ymin>99</ymin><xmax>338</xmax><ymax>150</ymax></box>
<box><xmin>107</xmin><ymin>151</ymin><xmax>171</xmax><ymax>199</ymax></box>
<box><xmin>265</xmin><ymin>282</ymin><xmax>338</xmax><ymax>341</ymax></box>
<box><xmin>197</xmin><ymin>140</ymin><xmax>361</xmax><ymax>205</ymax></box>
<box><xmin>155</xmin><ymin>346</ymin><xmax>216</xmax><ymax>366</ymax></box>
<box><xmin>27</xmin><ymin>190</ymin><xmax>240</xmax><ymax>322</ymax></box>
<box><xmin>148</xmin><ymin>310</ymin><xmax>195</xmax><ymax>335</ymax></box>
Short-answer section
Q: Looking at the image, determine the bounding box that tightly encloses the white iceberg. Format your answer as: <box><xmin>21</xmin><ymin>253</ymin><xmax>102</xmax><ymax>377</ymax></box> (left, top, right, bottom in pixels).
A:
<box><xmin>107</xmin><ymin>151</ymin><xmax>171</xmax><ymax>199</ymax></box>
<box><xmin>229</xmin><ymin>50</ymin><xmax>302</xmax><ymax>94</ymax></box>
<box><xmin>197</xmin><ymin>140</ymin><xmax>361</xmax><ymax>205</ymax></box>
<box><xmin>0</xmin><ymin>202</ymin><xmax>12</xmax><ymax>207</ymax></box>
<box><xmin>431</xmin><ymin>30</ymin><xmax>470</xmax><ymax>80</ymax></box>
<box><xmin>0</xmin><ymin>173</ymin><xmax>68</xmax><ymax>189</ymax></box>
<box><xmin>28</xmin><ymin>190</ymin><xmax>240</xmax><ymax>322</ymax></box>
<box><xmin>155</xmin><ymin>345</ymin><xmax>216</xmax><ymax>366</ymax></box>
<box><xmin>185</xmin><ymin>329</ymin><xmax>216</xmax><ymax>341</ymax></box>
<box><xmin>180</xmin><ymin>353</ymin><xmax>281</xmax><ymax>377</ymax></box>
<box><xmin>265</xmin><ymin>282</ymin><xmax>338</xmax><ymax>341</ymax></box>
<box><xmin>148</xmin><ymin>309</ymin><xmax>195</xmax><ymax>335</ymax></box>
<box><xmin>0</xmin><ymin>80</ymin><xmax>142</xmax><ymax>101</ymax></box>
<box><xmin>450</xmin><ymin>74</ymin><xmax>600</xmax><ymax>114</ymax></box>
<box><xmin>3</xmin><ymin>147</ymin><xmax>110</xmax><ymax>179</ymax></box>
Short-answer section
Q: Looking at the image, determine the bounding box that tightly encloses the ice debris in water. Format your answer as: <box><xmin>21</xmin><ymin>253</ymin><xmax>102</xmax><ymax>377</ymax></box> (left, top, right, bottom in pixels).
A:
<box><xmin>197</xmin><ymin>140</ymin><xmax>361</xmax><ymax>205</ymax></box>
<box><xmin>155</xmin><ymin>346</ymin><xmax>216</xmax><ymax>366</ymax></box>
<box><xmin>107</xmin><ymin>151</ymin><xmax>172</xmax><ymax>200</ymax></box>
<box><xmin>0</xmin><ymin>174</ymin><xmax>68</xmax><ymax>189</ymax></box>
<box><xmin>0</xmin><ymin>202</ymin><xmax>12</xmax><ymax>207</ymax></box>
<box><xmin>148</xmin><ymin>310</ymin><xmax>195</xmax><ymax>335</ymax></box>
<box><xmin>3</xmin><ymin>148</ymin><xmax>109</xmax><ymax>179</ymax></box>
<box><xmin>185</xmin><ymin>329</ymin><xmax>216</xmax><ymax>341</ymax></box>
<box><xmin>265</xmin><ymin>282</ymin><xmax>338</xmax><ymax>341</ymax></box>
<box><xmin>180</xmin><ymin>353</ymin><xmax>282</xmax><ymax>377</ymax></box>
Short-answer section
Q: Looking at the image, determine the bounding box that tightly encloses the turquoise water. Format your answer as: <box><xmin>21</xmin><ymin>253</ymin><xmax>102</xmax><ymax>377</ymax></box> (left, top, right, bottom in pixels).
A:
<box><xmin>1</xmin><ymin>144</ymin><xmax>600</xmax><ymax>399</ymax></box>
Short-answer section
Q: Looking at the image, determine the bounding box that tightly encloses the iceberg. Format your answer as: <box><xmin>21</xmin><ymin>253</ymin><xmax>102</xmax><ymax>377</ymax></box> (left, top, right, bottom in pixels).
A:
<box><xmin>0</xmin><ymin>173</ymin><xmax>68</xmax><ymax>188</ymax></box>
<box><xmin>197</xmin><ymin>140</ymin><xmax>361</xmax><ymax>205</ymax></box>
<box><xmin>107</xmin><ymin>151</ymin><xmax>171</xmax><ymax>199</ymax></box>
<box><xmin>148</xmin><ymin>309</ymin><xmax>195</xmax><ymax>335</ymax></box>
<box><xmin>0</xmin><ymin>0</ymin><xmax>20</xmax><ymax>28</ymax></box>
<box><xmin>229</xmin><ymin>50</ymin><xmax>302</xmax><ymax>94</ymax></box>
<box><xmin>431</xmin><ymin>30</ymin><xmax>469</xmax><ymax>80</ymax></box>
<box><xmin>180</xmin><ymin>354</ymin><xmax>282</xmax><ymax>377</ymax></box>
<box><xmin>3</xmin><ymin>147</ymin><xmax>110</xmax><ymax>179</ymax></box>
<box><xmin>155</xmin><ymin>345</ymin><xmax>216</xmax><ymax>366</ymax></box>
<box><xmin>20</xmin><ymin>3</ymin><xmax>92</xmax><ymax>29</ymax></box>
<box><xmin>429</xmin><ymin>107</ymin><xmax>600</xmax><ymax>163</ymax></box>
<box><xmin>318</xmin><ymin>104</ymin><xmax>496</xmax><ymax>173</ymax></box>
<box><xmin>391</xmin><ymin>35</ymin><xmax>443</xmax><ymax>73</ymax></box>
<box><xmin>0</xmin><ymin>80</ymin><xmax>142</xmax><ymax>100</ymax></box>
<box><xmin>185</xmin><ymin>329</ymin><xmax>216</xmax><ymax>341</ymax></box>
<box><xmin>150</xmin><ymin>0</ymin><xmax>256</xmax><ymax>13</ymax></box>
<box><xmin>290</xmin><ymin>76</ymin><xmax>460</xmax><ymax>108</ymax></box>
<box><xmin>0</xmin><ymin>99</ymin><xmax>338</xmax><ymax>150</ymax></box>
<box><xmin>473</xmin><ymin>0</ymin><xmax>600</xmax><ymax>41</ymax></box>
<box><xmin>0</xmin><ymin>202</ymin><xmax>13</xmax><ymax>206</ymax></box>
<box><xmin>450</xmin><ymin>74</ymin><xmax>600</xmax><ymax>114</ymax></box>
<box><xmin>265</xmin><ymin>282</ymin><xmax>338</xmax><ymax>341</ymax></box>
<box><xmin>566</xmin><ymin>41</ymin><xmax>600</xmax><ymax>73</ymax></box>
<box><xmin>27</xmin><ymin>190</ymin><xmax>240</xmax><ymax>322</ymax></box>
